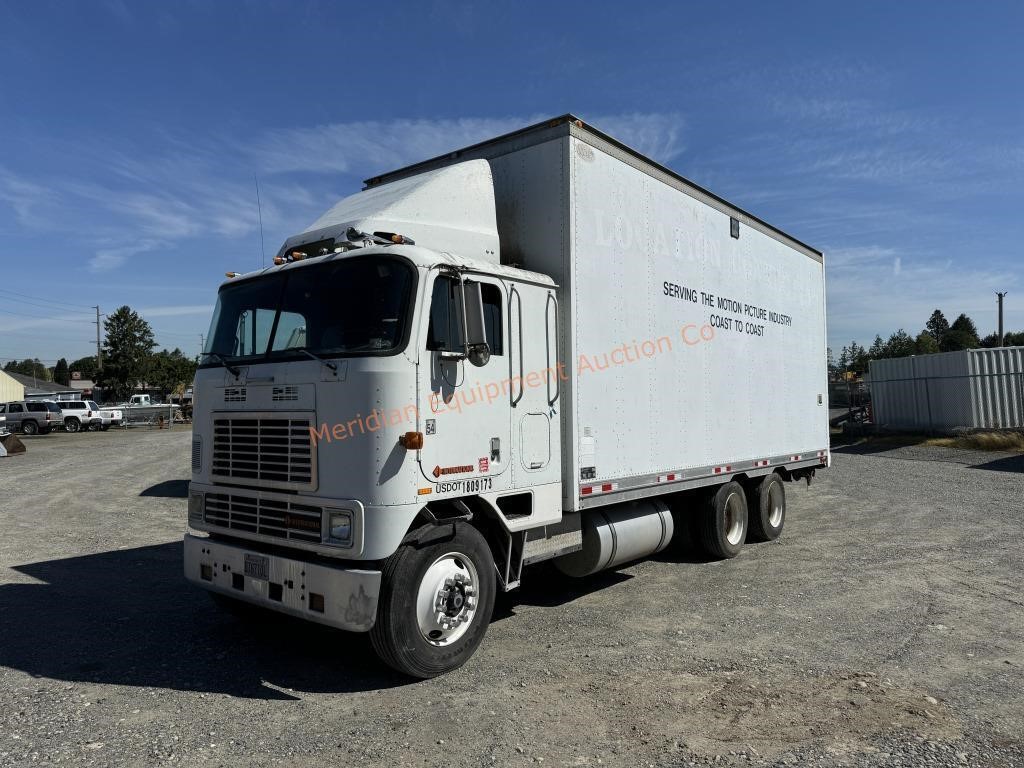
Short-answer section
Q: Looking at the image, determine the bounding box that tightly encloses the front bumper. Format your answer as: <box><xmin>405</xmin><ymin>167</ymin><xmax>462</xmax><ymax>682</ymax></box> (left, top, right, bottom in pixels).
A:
<box><xmin>183</xmin><ymin>533</ymin><xmax>381</xmax><ymax>632</ymax></box>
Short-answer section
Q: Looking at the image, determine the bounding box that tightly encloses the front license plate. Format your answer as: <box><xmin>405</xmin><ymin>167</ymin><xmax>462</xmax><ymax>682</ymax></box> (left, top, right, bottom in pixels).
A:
<box><xmin>244</xmin><ymin>553</ymin><xmax>269</xmax><ymax>581</ymax></box>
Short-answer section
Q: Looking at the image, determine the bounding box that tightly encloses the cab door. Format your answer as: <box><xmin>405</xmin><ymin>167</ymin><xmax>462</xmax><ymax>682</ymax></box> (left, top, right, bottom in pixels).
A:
<box><xmin>416</xmin><ymin>272</ymin><xmax>512</xmax><ymax>493</ymax></box>
<box><xmin>508</xmin><ymin>283</ymin><xmax>562</xmax><ymax>490</ymax></box>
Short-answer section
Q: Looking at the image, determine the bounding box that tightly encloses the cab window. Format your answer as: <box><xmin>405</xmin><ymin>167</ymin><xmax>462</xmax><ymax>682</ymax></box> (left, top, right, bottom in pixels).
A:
<box><xmin>426</xmin><ymin>277</ymin><xmax>503</xmax><ymax>355</ymax></box>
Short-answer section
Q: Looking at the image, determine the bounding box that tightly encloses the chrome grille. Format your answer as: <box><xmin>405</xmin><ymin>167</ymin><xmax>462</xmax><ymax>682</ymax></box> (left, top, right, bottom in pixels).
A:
<box><xmin>204</xmin><ymin>492</ymin><xmax>322</xmax><ymax>543</ymax></box>
<box><xmin>211</xmin><ymin>413</ymin><xmax>316</xmax><ymax>490</ymax></box>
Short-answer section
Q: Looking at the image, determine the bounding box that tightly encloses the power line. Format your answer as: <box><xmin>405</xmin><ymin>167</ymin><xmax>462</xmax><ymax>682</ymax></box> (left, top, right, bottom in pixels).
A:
<box><xmin>0</xmin><ymin>306</ymin><xmax>90</xmax><ymax>321</ymax></box>
<box><xmin>0</xmin><ymin>288</ymin><xmax>93</xmax><ymax>311</ymax></box>
<box><xmin>0</xmin><ymin>294</ymin><xmax>94</xmax><ymax>315</ymax></box>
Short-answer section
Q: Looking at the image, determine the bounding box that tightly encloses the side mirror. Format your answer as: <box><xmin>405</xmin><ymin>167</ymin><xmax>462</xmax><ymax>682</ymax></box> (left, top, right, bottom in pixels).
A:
<box><xmin>467</xmin><ymin>343</ymin><xmax>491</xmax><ymax>367</ymax></box>
<box><xmin>461</xmin><ymin>280</ymin><xmax>490</xmax><ymax>367</ymax></box>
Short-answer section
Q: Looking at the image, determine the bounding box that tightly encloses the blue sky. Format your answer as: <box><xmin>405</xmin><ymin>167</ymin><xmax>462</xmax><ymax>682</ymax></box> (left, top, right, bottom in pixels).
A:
<box><xmin>1</xmin><ymin>1</ymin><xmax>1022</xmax><ymax>366</ymax></box>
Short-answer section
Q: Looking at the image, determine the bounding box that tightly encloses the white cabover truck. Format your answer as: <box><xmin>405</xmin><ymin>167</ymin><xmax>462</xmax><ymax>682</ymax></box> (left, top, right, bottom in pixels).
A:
<box><xmin>186</xmin><ymin>115</ymin><xmax>829</xmax><ymax>678</ymax></box>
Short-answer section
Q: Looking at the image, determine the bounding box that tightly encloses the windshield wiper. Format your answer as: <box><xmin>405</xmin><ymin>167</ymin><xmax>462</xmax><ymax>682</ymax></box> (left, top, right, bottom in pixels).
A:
<box><xmin>297</xmin><ymin>348</ymin><xmax>338</xmax><ymax>371</ymax></box>
<box><xmin>204</xmin><ymin>352</ymin><xmax>241</xmax><ymax>376</ymax></box>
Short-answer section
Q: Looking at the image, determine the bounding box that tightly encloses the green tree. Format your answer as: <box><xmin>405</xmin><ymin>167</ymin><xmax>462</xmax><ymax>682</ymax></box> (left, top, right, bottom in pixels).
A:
<box><xmin>99</xmin><ymin>306</ymin><xmax>155</xmax><ymax>401</ymax></box>
<box><xmin>925</xmin><ymin>309</ymin><xmax>950</xmax><ymax>346</ymax></box>
<box><xmin>53</xmin><ymin>358</ymin><xmax>70</xmax><ymax>386</ymax></box>
<box><xmin>69</xmin><ymin>355</ymin><xmax>99</xmax><ymax>380</ymax></box>
<box><xmin>868</xmin><ymin>334</ymin><xmax>886</xmax><ymax>360</ymax></box>
<box><xmin>3</xmin><ymin>358</ymin><xmax>50</xmax><ymax>380</ymax></box>
<box><xmin>1005</xmin><ymin>331</ymin><xmax>1024</xmax><ymax>346</ymax></box>
<box><xmin>147</xmin><ymin>348</ymin><xmax>198</xmax><ymax>399</ymax></box>
<box><xmin>941</xmin><ymin>313</ymin><xmax>980</xmax><ymax>351</ymax></box>
<box><xmin>846</xmin><ymin>341</ymin><xmax>869</xmax><ymax>374</ymax></box>
<box><xmin>884</xmin><ymin>329</ymin><xmax>916</xmax><ymax>358</ymax></box>
<box><xmin>915</xmin><ymin>331</ymin><xmax>940</xmax><ymax>355</ymax></box>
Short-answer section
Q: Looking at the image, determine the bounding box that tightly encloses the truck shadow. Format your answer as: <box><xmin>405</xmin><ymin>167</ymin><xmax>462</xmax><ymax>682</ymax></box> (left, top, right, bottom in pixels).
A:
<box><xmin>0</xmin><ymin>542</ymin><xmax>409</xmax><ymax>699</ymax></box>
<box><xmin>493</xmin><ymin>564</ymin><xmax>633</xmax><ymax>621</ymax></box>
<box><xmin>969</xmin><ymin>454</ymin><xmax>1024</xmax><ymax>473</ymax></box>
<box><xmin>139</xmin><ymin>479</ymin><xmax>189</xmax><ymax>498</ymax></box>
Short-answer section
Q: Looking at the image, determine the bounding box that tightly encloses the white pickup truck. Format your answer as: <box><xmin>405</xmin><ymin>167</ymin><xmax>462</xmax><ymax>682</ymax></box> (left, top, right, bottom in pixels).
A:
<box><xmin>90</xmin><ymin>401</ymin><xmax>123</xmax><ymax>430</ymax></box>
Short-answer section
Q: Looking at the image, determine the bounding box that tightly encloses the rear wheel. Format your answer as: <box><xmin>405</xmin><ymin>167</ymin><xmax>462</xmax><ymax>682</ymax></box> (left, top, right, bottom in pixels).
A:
<box><xmin>371</xmin><ymin>522</ymin><xmax>496</xmax><ymax>678</ymax></box>
<box><xmin>746</xmin><ymin>472</ymin><xmax>786</xmax><ymax>542</ymax></box>
<box><xmin>698</xmin><ymin>481</ymin><xmax>748</xmax><ymax>559</ymax></box>
<box><xmin>65</xmin><ymin>418</ymin><xmax>81</xmax><ymax>433</ymax></box>
<box><xmin>21</xmin><ymin>420</ymin><xmax>38</xmax><ymax>436</ymax></box>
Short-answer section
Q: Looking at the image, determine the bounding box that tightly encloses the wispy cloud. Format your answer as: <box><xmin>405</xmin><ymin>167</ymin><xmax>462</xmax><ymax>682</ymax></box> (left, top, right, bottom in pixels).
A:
<box><xmin>0</xmin><ymin>166</ymin><xmax>57</xmax><ymax>228</ymax></box>
<box><xmin>137</xmin><ymin>305</ymin><xmax>211</xmax><ymax>318</ymax></box>
<box><xmin>250</xmin><ymin>112</ymin><xmax>686</xmax><ymax>176</ymax></box>
<box><xmin>91</xmin><ymin>239</ymin><xmax>163</xmax><ymax>272</ymax></box>
<box><xmin>0</xmin><ymin>112</ymin><xmax>686</xmax><ymax>278</ymax></box>
<box><xmin>825</xmin><ymin>245</ymin><xmax>1018</xmax><ymax>348</ymax></box>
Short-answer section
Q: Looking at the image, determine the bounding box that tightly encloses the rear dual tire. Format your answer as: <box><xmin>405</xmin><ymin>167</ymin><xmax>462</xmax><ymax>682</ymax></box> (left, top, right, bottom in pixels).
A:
<box><xmin>746</xmin><ymin>472</ymin><xmax>786</xmax><ymax>542</ymax></box>
<box><xmin>697</xmin><ymin>481</ymin><xmax>749</xmax><ymax>559</ymax></box>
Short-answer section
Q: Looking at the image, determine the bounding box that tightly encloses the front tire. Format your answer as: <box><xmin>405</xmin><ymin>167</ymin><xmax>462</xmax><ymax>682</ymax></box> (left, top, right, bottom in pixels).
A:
<box><xmin>371</xmin><ymin>522</ymin><xmax>496</xmax><ymax>679</ymax></box>
<box><xmin>697</xmin><ymin>481</ymin><xmax>748</xmax><ymax>559</ymax></box>
<box><xmin>746</xmin><ymin>472</ymin><xmax>786</xmax><ymax>542</ymax></box>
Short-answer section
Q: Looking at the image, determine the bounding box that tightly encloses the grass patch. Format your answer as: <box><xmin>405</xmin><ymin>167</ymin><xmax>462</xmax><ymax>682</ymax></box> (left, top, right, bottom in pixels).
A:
<box><xmin>942</xmin><ymin>431</ymin><xmax>1024</xmax><ymax>452</ymax></box>
<box><xmin>849</xmin><ymin>430</ymin><xmax>1024</xmax><ymax>452</ymax></box>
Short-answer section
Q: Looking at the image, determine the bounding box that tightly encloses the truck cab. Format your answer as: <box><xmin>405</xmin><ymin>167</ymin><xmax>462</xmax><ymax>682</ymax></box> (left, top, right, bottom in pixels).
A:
<box><xmin>186</xmin><ymin>161</ymin><xmax>561</xmax><ymax>677</ymax></box>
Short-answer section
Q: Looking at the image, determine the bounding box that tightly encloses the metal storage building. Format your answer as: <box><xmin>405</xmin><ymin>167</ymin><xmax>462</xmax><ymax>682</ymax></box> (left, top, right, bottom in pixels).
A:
<box><xmin>869</xmin><ymin>347</ymin><xmax>1024</xmax><ymax>431</ymax></box>
<box><xmin>0</xmin><ymin>369</ymin><xmax>26</xmax><ymax>403</ymax></box>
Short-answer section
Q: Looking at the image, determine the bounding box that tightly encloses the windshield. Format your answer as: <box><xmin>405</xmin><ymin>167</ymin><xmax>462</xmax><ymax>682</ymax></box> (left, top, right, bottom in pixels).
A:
<box><xmin>203</xmin><ymin>255</ymin><xmax>416</xmax><ymax>364</ymax></box>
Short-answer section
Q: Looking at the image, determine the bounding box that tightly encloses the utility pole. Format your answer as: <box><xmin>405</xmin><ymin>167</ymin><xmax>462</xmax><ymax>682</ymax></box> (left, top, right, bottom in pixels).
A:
<box><xmin>93</xmin><ymin>306</ymin><xmax>103</xmax><ymax>371</ymax></box>
<box><xmin>996</xmin><ymin>292</ymin><xmax>1007</xmax><ymax>347</ymax></box>
<box><xmin>199</xmin><ymin>334</ymin><xmax>205</xmax><ymax>358</ymax></box>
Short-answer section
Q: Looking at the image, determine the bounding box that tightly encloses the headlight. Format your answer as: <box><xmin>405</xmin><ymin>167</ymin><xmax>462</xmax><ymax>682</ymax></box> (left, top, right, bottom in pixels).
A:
<box><xmin>188</xmin><ymin>492</ymin><xmax>205</xmax><ymax>523</ymax></box>
<box><xmin>325</xmin><ymin>510</ymin><xmax>352</xmax><ymax>545</ymax></box>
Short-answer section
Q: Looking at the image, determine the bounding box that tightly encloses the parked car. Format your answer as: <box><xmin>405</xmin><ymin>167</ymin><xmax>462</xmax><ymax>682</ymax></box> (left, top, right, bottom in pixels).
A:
<box><xmin>59</xmin><ymin>400</ymin><xmax>102</xmax><ymax>433</ymax></box>
<box><xmin>0</xmin><ymin>400</ymin><xmax>63</xmax><ymax>435</ymax></box>
<box><xmin>87</xmin><ymin>401</ymin><xmax>123</xmax><ymax>430</ymax></box>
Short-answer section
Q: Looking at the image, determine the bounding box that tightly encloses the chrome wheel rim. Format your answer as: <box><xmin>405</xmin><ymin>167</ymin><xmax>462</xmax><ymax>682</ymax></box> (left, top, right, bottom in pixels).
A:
<box><xmin>767</xmin><ymin>482</ymin><xmax>784</xmax><ymax>528</ymax></box>
<box><xmin>415</xmin><ymin>552</ymin><xmax>479</xmax><ymax>646</ymax></box>
<box><xmin>724</xmin><ymin>492</ymin><xmax>745</xmax><ymax>546</ymax></box>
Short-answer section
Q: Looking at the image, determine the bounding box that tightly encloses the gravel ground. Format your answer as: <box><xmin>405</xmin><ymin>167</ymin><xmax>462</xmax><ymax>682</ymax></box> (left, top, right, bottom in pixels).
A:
<box><xmin>1</xmin><ymin>429</ymin><xmax>1022</xmax><ymax>767</ymax></box>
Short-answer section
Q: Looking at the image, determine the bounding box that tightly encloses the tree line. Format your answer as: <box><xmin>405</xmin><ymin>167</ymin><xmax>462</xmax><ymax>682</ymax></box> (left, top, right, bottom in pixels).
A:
<box><xmin>830</xmin><ymin>308</ymin><xmax>1024</xmax><ymax>375</ymax></box>
<box><xmin>3</xmin><ymin>305</ymin><xmax>198</xmax><ymax>402</ymax></box>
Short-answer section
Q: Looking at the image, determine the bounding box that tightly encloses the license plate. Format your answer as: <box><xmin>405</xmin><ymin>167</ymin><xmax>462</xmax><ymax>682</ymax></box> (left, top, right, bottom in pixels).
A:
<box><xmin>244</xmin><ymin>554</ymin><xmax>269</xmax><ymax>581</ymax></box>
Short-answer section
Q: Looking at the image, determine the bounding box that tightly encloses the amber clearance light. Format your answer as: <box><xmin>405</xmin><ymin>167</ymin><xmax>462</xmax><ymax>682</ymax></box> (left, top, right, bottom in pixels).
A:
<box><xmin>399</xmin><ymin>431</ymin><xmax>424</xmax><ymax>450</ymax></box>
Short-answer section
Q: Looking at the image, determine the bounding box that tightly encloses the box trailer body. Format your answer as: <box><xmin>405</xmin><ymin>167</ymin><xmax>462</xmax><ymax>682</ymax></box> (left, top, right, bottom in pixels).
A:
<box><xmin>185</xmin><ymin>116</ymin><xmax>829</xmax><ymax>677</ymax></box>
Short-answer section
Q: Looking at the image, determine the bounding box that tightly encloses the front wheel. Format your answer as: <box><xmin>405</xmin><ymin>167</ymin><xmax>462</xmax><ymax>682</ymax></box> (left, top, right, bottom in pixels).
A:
<box><xmin>370</xmin><ymin>522</ymin><xmax>496</xmax><ymax>678</ymax></box>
